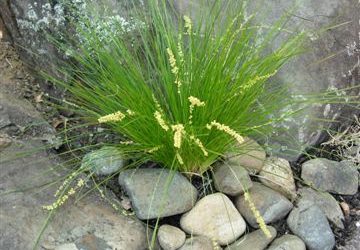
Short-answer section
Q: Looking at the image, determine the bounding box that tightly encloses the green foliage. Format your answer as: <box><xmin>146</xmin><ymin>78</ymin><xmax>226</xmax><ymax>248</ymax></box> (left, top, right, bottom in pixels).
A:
<box><xmin>52</xmin><ymin>0</ymin><xmax>312</xmax><ymax>174</ymax></box>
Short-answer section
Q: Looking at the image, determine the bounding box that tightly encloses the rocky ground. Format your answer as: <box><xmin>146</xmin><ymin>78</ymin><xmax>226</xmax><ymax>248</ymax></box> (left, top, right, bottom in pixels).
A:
<box><xmin>0</xmin><ymin>37</ymin><xmax>359</xmax><ymax>250</ymax></box>
<box><xmin>0</xmin><ymin>41</ymin><xmax>149</xmax><ymax>250</ymax></box>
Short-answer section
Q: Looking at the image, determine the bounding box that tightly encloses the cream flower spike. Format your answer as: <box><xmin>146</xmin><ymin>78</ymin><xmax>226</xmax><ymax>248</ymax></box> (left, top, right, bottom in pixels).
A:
<box><xmin>98</xmin><ymin>111</ymin><xmax>125</xmax><ymax>123</ymax></box>
<box><xmin>167</xmin><ymin>48</ymin><xmax>181</xmax><ymax>93</ymax></box>
<box><xmin>206</xmin><ymin>120</ymin><xmax>245</xmax><ymax>144</ymax></box>
<box><xmin>171</xmin><ymin>124</ymin><xmax>185</xmax><ymax>149</ymax></box>
<box><xmin>188</xmin><ymin>96</ymin><xmax>205</xmax><ymax>124</ymax></box>
<box><xmin>183</xmin><ymin>15</ymin><xmax>192</xmax><ymax>35</ymax></box>
<box><xmin>188</xmin><ymin>96</ymin><xmax>205</xmax><ymax>107</ymax></box>
<box><xmin>154</xmin><ymin>111</ymin><xmax>169</xmax><ymax>131</ymax></box>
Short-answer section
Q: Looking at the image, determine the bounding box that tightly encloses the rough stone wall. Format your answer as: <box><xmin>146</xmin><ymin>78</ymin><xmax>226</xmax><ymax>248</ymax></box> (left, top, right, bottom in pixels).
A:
<box><xmin>1</xmin><ymin>0</ymin><xmax>66</xmax><ymax>76</ymax></box>
<box><xmin>262</xmin><ymin>0</ymin><xmax>359</xmax><ymax>157</ymax></box>
<box><xmin>173</xmin><ymin>0</ymin><xmax>359</xmax><ymax>159</ymax></box>
<box><xmin>0</xmin><ymin>0</ymin><xmax>143</xmax><ymax>75</ymax></box>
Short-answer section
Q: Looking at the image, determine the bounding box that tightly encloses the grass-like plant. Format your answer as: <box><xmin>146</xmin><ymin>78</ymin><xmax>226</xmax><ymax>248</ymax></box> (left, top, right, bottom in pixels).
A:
<box><xmin>3</xmin><ymin>1</ymin><xmax>358</xmax><ymax>249</ymax></box>
<box><xmin>50</xmin><ymin>0</ymin><xmax>312</xmax><ymax>175</ymax></box>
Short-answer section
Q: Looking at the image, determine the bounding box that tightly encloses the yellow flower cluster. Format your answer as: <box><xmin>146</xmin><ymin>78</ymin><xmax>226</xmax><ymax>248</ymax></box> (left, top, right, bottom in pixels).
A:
<box><xmin>188</xmin><ymin>96</ymin><xmax>205</xmax><ymax>107</ymax></box>
<box><xmin>183</xmin><ymin>15</ymin><xmax>192</xmax><ymax>35</ymax></box>
<box><xmin>167</xmin><ymin>48</ymin><xmax>182</xmax><ymax>93</ymax></box>
<box><xmin>154</xmin><ymin>111</ymin><xmax>169</xmax><ymax>131</ymax></box>
<box><xmin>190</xmin><ymin>135</ymin><xmax>208</xmax><ymax>156</ymax></box>
<box><xmin>98</xmin><ymin>111</ymin><xmax>125</xmax><ymax>123</ymax></box>
<box><xmin>188</xmin><ymin>96</ymin><xmax>205</xmax><ymax>124</ymax></box>
<box><xmin>171</xmin><ymin>124</ymin><xmax>185</xmax><ymax>149</ymax></box>
<box><xmin>243</xmin><ymin>192</ymin><xmax>272</xmax><ymax>238</ymax></box>
<box><xmin>43</xmin><ymin>178</ymin><xmax>85</xmax><ymax>211</ymax></box>
<box><xmin>206</xmin><ymin>120</ymin><xmax>245</xmax><ymax>144</ymax></box>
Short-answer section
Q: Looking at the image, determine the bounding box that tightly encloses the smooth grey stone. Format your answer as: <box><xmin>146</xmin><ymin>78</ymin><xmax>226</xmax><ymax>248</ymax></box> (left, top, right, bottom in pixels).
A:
<box><xmin>178</xmin><ymin>236</ymin><xmax>214</xmax><ymax>250</ymax></box>
<box><xmin>158</xmin><ymin>225</ymin><xmax>186</xmax><ymax>250</ymax></box>
<box><xmin>81</xmin><ymin>146</ymin><xmax>125</xmax><ymax>175</ymax></box>
<box><xmin>259</xmin><ymin>157</ymin><xmax>296</xmax><ymax>200</ymax></box>
<box><xmin>287</xmin><ymin>200</ymin><xmax>335</xmax><ymax>250</ymax></box>
<box><xmin>212</xmin><ymin>162</ymin><xmax>253</xmax><ymax>196</ymax></box>
<box><xmin>235</xmin><ymin>183</ymin><xmax>293</xmax><ymax>228</ymax></box>
<box><xmin>227</xmin><ymin>137</ymin><xmax>266</xmax><ymax>174</ymax></box>
<box><xmin>298</xmin><ymin>187</ymin><xmax>345</xmax><ymax>228</ymax></box>
<box><xmin>118</xmin><ymin>168</ymin><xmax>198</xmax><ymax>220</ymax></box>
<box><xmin>267</xmin><ymin>234</ymin><xmax>306</xmax><ymax>250</ymax></box>
<box><xmin>225</xmin><ymin>226</ymin><xmax>277</xmax><ymax>250</ymax></box>
<box><xmin>75</xmin><ymin>234</ymin><xmax>111</xmax><ymax>250</ymax></box>
<box><xmin>180</xmin><ymin>193</ymin><xmax>246</xmax><ymax>246</ymax></box>
<box><xmin>301</xmin><ymin>158</ymin><xmax>358</xmax><ymax>195</ymax></box>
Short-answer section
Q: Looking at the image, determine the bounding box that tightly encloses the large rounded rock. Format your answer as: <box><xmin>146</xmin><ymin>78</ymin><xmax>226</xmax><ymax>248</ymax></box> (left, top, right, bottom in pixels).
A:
<box><xmin>225</xmin><ymin>226</ymin><xmax>277</xmax><ymax>250</ymax></box>
<box><xmin>299</xmin><ymin>187</ymin><xmax>344</xmax><ymax>229</ymax></box>
<box><xmin>118</xmin><ymin>169</ymin><xmax>198</xmax><ymax>220</ymax></box>
<box><xmin>287</xmin><ymin>200</ymin><xmax>335</xmax><ymax>250</ymax></box>
<box><xmin>227</xmin><ymin>138</ymin><xmax>266</xmax><ymax>174</ymax></box>
<box><xmin>235</xmin><ymin>183</ymin><xmax>293</xmax><ymax>228</ymax></box>
<box><xmin>180</xmin><ymin>193</ymin><xmax>246</xmax><ymax>246</ymax></box>
<box><xmin>158</xmin><ymin>225</ymin><xmax>186</xmax><ymax>250</ymax></box>
<box><xmin>259</xmin><ymin>157</ymin><xmax>296</xmax><ymax>200</ymax></box>
<box><xmin>301</xmin><ymin>158</ymin><xmax>358</xmax><ymax>195</ymax></box>
<box><xmin>178</xmin><ymin>236</ymin><xmax>214</xmax><ymax>250</ymax></box>
<box><xmin>212</xmin><ymin>162</ymin><xmax>253</xmax><ymax>196</ymax></box>
<box><xmin>267</xmin><ymin>234</ymin><xmax>306</xmax><ymax>250</ymax></box>
<box><xmin>82</xmin><ymin>146</ymin><xmax>125</xmax><ymax>175</ymax></box>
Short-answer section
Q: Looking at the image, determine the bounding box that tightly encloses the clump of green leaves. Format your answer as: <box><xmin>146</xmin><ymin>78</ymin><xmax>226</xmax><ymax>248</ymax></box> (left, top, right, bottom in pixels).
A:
<box><xmin>52</xmin><ymin>0</ymin><xmax>314</xmax><ymax>174</ymax></box>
